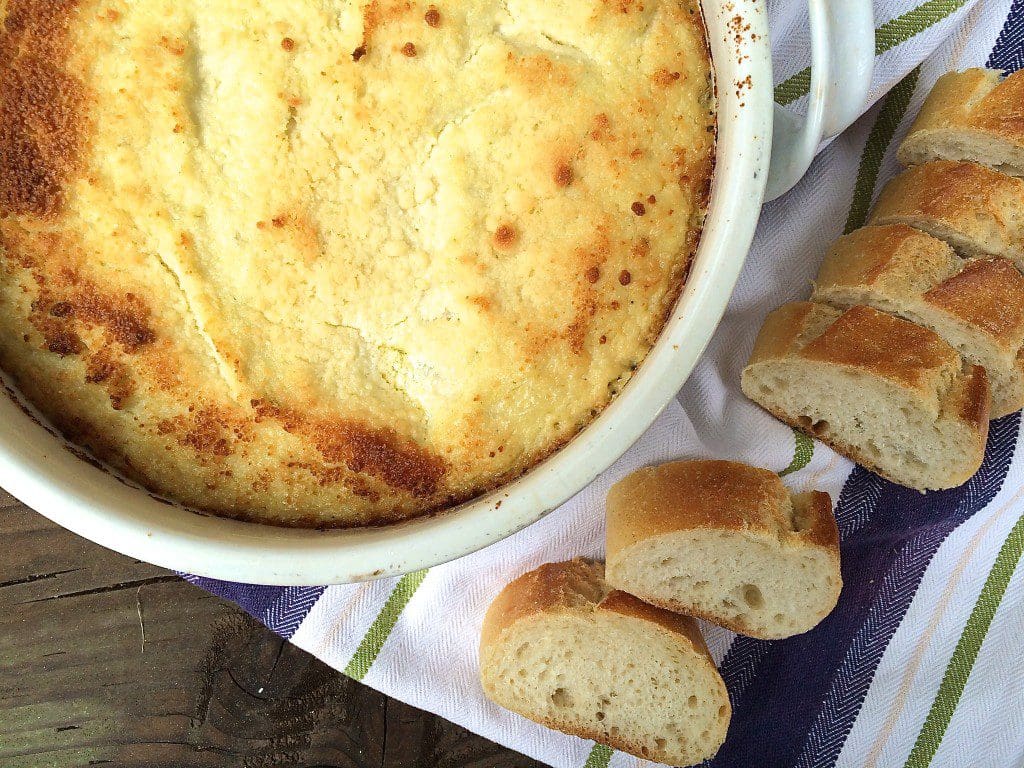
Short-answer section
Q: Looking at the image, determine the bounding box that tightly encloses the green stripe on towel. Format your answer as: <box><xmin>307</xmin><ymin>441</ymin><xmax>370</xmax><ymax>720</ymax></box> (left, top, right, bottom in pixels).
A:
<box><xmin>775</xmin><ymin>0</ymin><xmax>968</xmax><ymax>105</ymax></box>
<box><xmin>845</xmin><ymin>67</ymin><xmax>921</xmax><ymax>234</ymax></box>
<box><xmin>875</xmin><ymin>0</ymin><xmax>971</xmax><ymax>55</ymax></box>
<box><xmin>903</xmin><ymin>511</ymin><xmax>1024</xmax><ymax>768</ymax></box>
<box><xmin>344</xmin><ymin>569</ymin><xmax>429</xmax><ymax>680</ymax></box>
<box><xmin>778</xmin><ymin>428</ymin><xmax>815</xmax><ymax>477</ymax></box>
<box><xmin>583</xmin><ymin>743</ymin><xmax>614</xmax><ymax>768</ymax></box>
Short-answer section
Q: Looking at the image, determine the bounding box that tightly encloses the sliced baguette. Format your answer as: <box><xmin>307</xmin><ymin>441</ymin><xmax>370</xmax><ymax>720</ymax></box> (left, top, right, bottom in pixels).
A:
<box><xmin>898</xmin><ymin>68</ymin><xmax>1024</xmax><ymax>176</ymax></box>
<box><xmin>813</xmin><ymin>224</ymin><xmax>1024</xmax><ymax>417</ymax></box>
<box><xmin>480</xmin><ymin>559</ymin><xmax>730</xmax><ymax>767</ymax></box>
<box><xmin>605</xmin><ymin>460</ymin><xmax>841</xmax><ymax>640</ymax></box>
<box><xmin>869</xmin><ymin>161</ymin><xmax>1024</xmax><ymax>268</ymax></box>
<box><xmin>741</xmin><ymin>302</ymin><xmax>990</xmax><ymax>491</ymax></box>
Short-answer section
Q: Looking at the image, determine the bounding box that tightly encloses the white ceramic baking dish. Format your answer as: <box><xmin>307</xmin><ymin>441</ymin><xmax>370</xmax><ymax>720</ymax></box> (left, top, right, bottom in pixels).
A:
<box><xmin>0</xmin><ymin>0</ymin><xmax>874</xmax><ymax>584</ymax></box>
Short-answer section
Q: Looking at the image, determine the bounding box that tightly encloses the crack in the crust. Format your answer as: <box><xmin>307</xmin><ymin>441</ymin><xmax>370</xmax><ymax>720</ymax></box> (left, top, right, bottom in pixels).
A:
<box><xmin>405</xmin><ymin>87</ymin><xmax>511</xmax><ymax>236</ymax></box>
<box><xmin>495</xmin><ymin>25</ymin><xmax>594</xmax><ymax>67</ymax></box>
<box><xmin>538</xmin><ymin>31</ymin><xmax>594</xmax><ymax>64</ymax></box>
<box><xmin>460</xmin><ymin>37</ymin><xmax>491</xmax><ymax>67</ymax></box>
<box><xmin>318</xmin><ymin>319</ymin><xmax>429</xmax><ymax>423</ymax></box>
<box><xmin>149</xmin><ymin>244</ymin><xmax>245</xmax><ymax>397</ymax></box>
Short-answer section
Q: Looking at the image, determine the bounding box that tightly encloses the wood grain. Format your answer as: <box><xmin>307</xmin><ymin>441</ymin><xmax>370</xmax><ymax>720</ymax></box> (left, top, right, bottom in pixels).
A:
<box><xmin>0</xmin><ymin>490</ymin><xmax>546</xmax><ymax>768</ymax></box>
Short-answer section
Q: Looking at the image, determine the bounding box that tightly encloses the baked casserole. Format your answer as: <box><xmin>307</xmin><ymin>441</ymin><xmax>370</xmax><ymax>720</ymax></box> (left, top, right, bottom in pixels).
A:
<box><xmin>0</xmin><ymin>0</ymin><xmax>715</xmax><ymax>526</ymax></box>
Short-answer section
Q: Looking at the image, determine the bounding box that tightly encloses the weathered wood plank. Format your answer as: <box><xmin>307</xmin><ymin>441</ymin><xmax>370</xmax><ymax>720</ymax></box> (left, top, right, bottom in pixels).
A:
<box><xmin>0</xmin><ymin>500</ymin><xmax>546</xmax><ymax>768</ymax></box>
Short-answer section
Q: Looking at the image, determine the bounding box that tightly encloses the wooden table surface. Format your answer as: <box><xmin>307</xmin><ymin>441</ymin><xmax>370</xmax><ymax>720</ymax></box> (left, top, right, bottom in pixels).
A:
<box><xmin>0</xmin><ymin>488</ymin><xmax>546</xmax><ymax>768</ymax></box>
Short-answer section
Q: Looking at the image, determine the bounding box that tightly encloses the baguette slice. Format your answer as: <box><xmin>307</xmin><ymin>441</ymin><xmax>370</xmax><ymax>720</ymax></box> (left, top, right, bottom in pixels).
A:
<box><xmin>480</xmin><ymin>559</ymin><xmax>730</xmax><ymax>767</ymax></box>
<box><xmin>813</xmin><ymin>224</ymin><xmax>1024</xmax><ymax>417</ymax></box>
<box><xmin>898</xmin><ymin>68</ymin><xmax>1024</xmax><ymax>176</ymax></box>
<box><xmin>605</xmin><ymin>460</ymin><xmax>841</xmax><ymax>639</ymax></box>
<box><xmin>741</xmin><ymin>302</ymin><xmax>989</xmax><ymax>491</ymax></box>
<box><xmin>869</xmin><ymin>161</ymin><xmax>1024</xmax><ymax>268</ymax></box>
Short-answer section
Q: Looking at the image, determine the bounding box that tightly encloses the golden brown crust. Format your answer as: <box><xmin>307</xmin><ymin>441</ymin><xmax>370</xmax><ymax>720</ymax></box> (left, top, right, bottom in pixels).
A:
<box><xmin>479</xmin><ymin>559</ymin><xmax>713</xmax><ymax>661</ymax></box>
<box><xmin>974</xmin><ymin>69</ymin><xmax>1024</xmax><ymax>141</ymax></box>
<box><xmin>799</xmin><ymin>305</ymin><xmax>960</xmax><ymax>394</ymax></box>
<box><xmin>745</xmin><ymin>301</ymin><xmax>836</xmax><ymax>369</ymax></box>
<box><xmin>813</xmin><ymin>226</ymin><xmax>1024</xmax><ymax>417</ymax></box>
<box><xmin>900</xmin><ymin>69</ymin><xmax>1024</xmax><ymax>156</ymax></box>
<box><xmin>747</xmin><ymin>302</ymin><xmax>964</xmax><ymax>393</ymax></box>
<box><xmin>874</xmin><ymin>161</ymin><xmax>1024</xmax><ymax>221</ymax></box>
<box><xmin>0</xmin><ymin>0</ymin><xmax>84</xmax><ymax>217</ymax></box>
<box><xmin>606</xmin><ymin>459</ymin><xmax>792</xmax><ymax>556</ymax></box>
<box><xmin>479</xmin><ymin>558</ymin><xmax>607</xmax><ymax>650</ymax></box>
<box><xmin>870</xmin><ymin>161</ymin><xmax>1024</xmax><ymax>262</ymax></box>
<box><xmin>597</xmin><ymin>589</ymin><xmax>711</xmax><ymax>656</ymax></box>
<box><xmin>815</xmin><ymin>224</ymin><xmax>961</xmax><ymax>298</ymax></box>
<box><xmin>792</xmin><ymin>490</ymin><xmax>841</xmax><ymax>551</ymax></box>
<box><xmin>924</xmin><ymin>258</ymin><xmax>1024</xmax><ymax>345</ymax></box>
<box><xmin>742</xmin><ymin>303</ymin><xmax>990</xmax><ymax>489</ymax></box>
<box><xmin>479</xmin><ymin>559</ymin><xmax>728</xmax><ymax>763</ymax></box>
<box><xmin>815</xmin><ymin>225</ymin><xmax>1024</xmax><ymax>350</ymax></box>
<box><xmin>954</xmin><ymin>364</ymin><xmax>992</xmax><ymax>434</ymax></box>
<box><xmin>605</xmin><ymin>462</ymin><xmax>839</xmax><ymax>586</ymax></box>
<box><xmin>0</xmin><ymin>0</ymin><xmax>716</xmax><ymax>526</ymax></box>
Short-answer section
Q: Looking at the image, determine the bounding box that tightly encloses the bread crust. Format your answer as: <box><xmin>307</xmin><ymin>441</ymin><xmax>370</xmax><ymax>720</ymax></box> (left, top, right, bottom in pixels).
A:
<box><xmin>479</xmin><ymin>558</ymin><xmax>608</xmax><ymax>650</ymax></box>
<box><xmin>869</xmin><ymin>161</ymin><xmax>1024</xmax><ymax>264</ymax></box>
<box><xmin>813</xmin><ymin>225</ymin><xmax>1024</xmax><ymax>417</ymax></box>
<box><xmin>479</xmin><ymin>559</ymin><xmax>712</xmax><ymax>661</ymax></box>
<box><xmin>898</xmin><ymin>68</ymin><xmax>1024</xmax><ymax>171</ymax></box>
<box><xmin>606</xmin><ymin>462</ymin><xmax>840</xmax><ymax>637</ymax></box>
<box><xmin>479</xmin><ymin>559</ymin><xmax>729</xmax><ymax>764</ymax></box>
<box><xmin>606</xmin><ymin>460</ymin><xmax>835</xmax><ymax>556</ymax></box>
<box><xmin>742</xmin><ymin>303</ymin><xmax>990</xmax><ymax>490</ymax></box>
<box><xmin>745</xmin><ymin>301</ymin><xmax>839</xmax><ymax>368</ymax></box>
<box><xmin>814</xmin><ymin>224</ymin><xmax>962</xmax><ymax>304</ymax></box>
<box><xmin>798</xmin><ymin>304</ymin><xmax>961</xmax><ymax>396</ymax></box>
<box><xmin>923</xmin><ymin>258</ymin><xmax>1024</xmax><ymax>348</ymax></box>
<box><xmin>791</xmin><ymin>490</ymin><xmax>840</xmax><ymax>551</ymax></box>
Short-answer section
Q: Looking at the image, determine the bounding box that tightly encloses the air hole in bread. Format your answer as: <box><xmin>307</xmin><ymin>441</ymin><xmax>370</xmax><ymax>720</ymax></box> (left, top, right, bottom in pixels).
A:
<box><xmin>596</xmin><ymin>711</ymin><xmax>606</xmax><ymax>721</ymax></box>
<box><xmin>550</xmin><ymin>687</ymin><xmax>573</xmax><ymax>708</ymax></box>
<box><xmin>718</xmin><ymin>706</ymin><xmax>727</xmax><ymax>719</ymax></box>
<box><xmin>742</xmin><ymin>584</ymin><xmax>764</xmax><ymax>609</ymax></box>
<box><xmin>797</xmin><ymin>415</ymin><xmax>829</xmax><ymax>435</ymax></box>
<box><xmin>688</xmin><ymin>695</ymin><xmax>699</xmax><ymax>708</ymax></box>
<box><xmin>655</xmin><ymin>738</ymin><xmax>667</xmax><ymax>751</ymax></box>
<box><xmin>906</xmin><ymin>454</ymin><xmax>927</xmax><ymax>470</ymax></box>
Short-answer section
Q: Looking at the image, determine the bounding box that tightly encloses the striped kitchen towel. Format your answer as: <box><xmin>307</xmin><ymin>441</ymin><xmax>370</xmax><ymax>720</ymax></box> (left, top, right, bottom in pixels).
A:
<box><xmin>186</xmin><ymin>2</ymin><xmax>1024</xmax><ymax>766</ymax></box>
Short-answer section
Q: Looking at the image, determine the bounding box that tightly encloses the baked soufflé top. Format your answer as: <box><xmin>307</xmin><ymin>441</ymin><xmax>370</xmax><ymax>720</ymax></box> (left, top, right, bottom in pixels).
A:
<box><xmin>0</xmin><ymin>0</ymin><xmax>714</xmax><ymax>526</ymax></box>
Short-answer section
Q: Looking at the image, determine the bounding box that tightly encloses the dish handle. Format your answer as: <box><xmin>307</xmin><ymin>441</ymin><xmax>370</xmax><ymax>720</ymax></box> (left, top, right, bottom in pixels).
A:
<box><xmin>764</xmin><ymin>0</ymin><xmax>875</xmax><ymax>201</ymax></box>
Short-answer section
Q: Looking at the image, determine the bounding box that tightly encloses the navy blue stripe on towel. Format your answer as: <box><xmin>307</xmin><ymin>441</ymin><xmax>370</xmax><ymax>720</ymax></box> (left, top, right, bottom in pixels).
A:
<box><xmin>711</xmin><ymin>413</ymin><xmax>1020</xmax><ymax>768</ymax></box>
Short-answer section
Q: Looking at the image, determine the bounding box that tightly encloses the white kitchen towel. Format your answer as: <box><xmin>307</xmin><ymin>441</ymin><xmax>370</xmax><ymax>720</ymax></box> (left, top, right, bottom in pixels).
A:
<box><xmin>186</xmin><ymin>2</ymin><xmax>1024</xmax><ymax>766</ymax></box>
